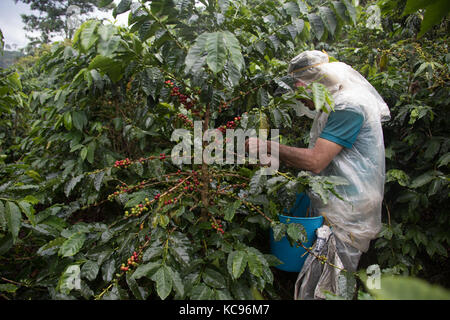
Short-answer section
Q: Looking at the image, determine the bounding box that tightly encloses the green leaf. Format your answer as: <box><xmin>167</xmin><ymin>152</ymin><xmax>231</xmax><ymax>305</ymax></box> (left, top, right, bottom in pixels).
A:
<box><xmin>222</xmin><ymin>31</ymin><xmax>245</xmax><ymax>72</ymax></box>
<box><xmin>132</xmin><ymin>262</ymin><xmax>161</xmax><ymax>280</ymax></box>
<box><xmin>403</xmin><ymin>0</ymin><xmax>438</xmax><ymax>14</ymax></box>
<box><xmin>98</xmin><ymin>0</ymin><xmax>114</xmax><ymax>8</ymax></box>
<box><xmin>228</xmin><ymin>251</ymin><xmax>247</xmax><ymax>280</ymax></box>
<box><xmin>64</xmin><ymin>175</ymin><xmax>84</xmax><ymax>198</ymax></box>
<box><xmin>80</xmin><ymin>147</ymin><xmax>88</xmax><ymax>161</ymax></box>
<box><xmin>308</xmin><ymin>13</ymin><xmax>325</xmax><ymax>40</ymax></box>
<box><xmin>190</xmin><ymin>283</ymin><xmax>214</xmax><ymax>300</ymax></box>
<box><xmin>152</xmin><ymin>265</ymin><xmax>173</xmax><ymax>300</ymax></box>
<box><xmin>63</xmin><ymin>112</ymin><xmax>72</xmax><ymax>131</ymax></box>
<box><xmin>224</xmin><ymin>200</ymin><xmax>241</xmax><ymax>222</ymax></box>
<box><xmin>437</xmin><ymin>153</ymin><xmax>450</xmax><ymax>167</ymax></box>
<box><xmin>206</xmin><ymin>32</ymin><xmax>227</xmax><ymax>74</ymax></box>
<box><xmin>286</xmin><ymin>223</ymin><xmax>307</xmax><ymax>243</ymax></box>
<box><xmin>116</xmin><ymin>0</ymin><xmax>132</xmax><ymax>15</ymax></box>
<box><xmin>246</xmin><ymin>250</ymin><xmax>263</xmax><ymax>277</ymax></box>
<box><xmin>319</xmin><ymin>6</ymin><xmax>338</xmax><ymax>36</ymax></box>
<box><xmin>202</xmin><ymin>268</ymin><xmax>226</xmax><ymax>289</ymax></box>
<box><xmin>271</xmin><ymin>221</ymin><xmax>287</xmax><ymax>242</ymax></box>
<box><xmin>7</xmin><ymin>72</ymin><xmax>22</xmax><ymax>91</ymax></box>
<box><xmin>57</xmin><ymin>264</ymin><xmax>81</xmax><ymax>295</ymax></box>
<box><xmin>185</xmin><ymin>33</ymin><xmax>208</xmax><ymax>73</ymax></box>
<box><xmin>386</xmin><ymin>169</ymin><xmax>410</xmax><ymax>187</ymax></box>
<box><xmin>0</xmin><ymin>283</ymin><xmax>18</xmax><ymax>293</ymax></box>
<box><xmin>332</xmin><ymin>1</ymin><xmax>350</xmax><ymax>23</ymax></box>
<box><xmin>72</xmin><ymin>111</ymin><xmax>87</xmax><ymax>131</ymax></box>
<box><xmin>312</xmin><ymin>82</ymin><xmax>327</xmax><ymax>112</ymax></box>
<box><xmin>284</xmin><ymin>1</ymin><xmax>299</xmax><ymax>17</ymax></box>
<box><xmin>87</xmin><ymin>141</ymin><xmax>96</xmax><ymax>164</ymax></box>
<box><xmin>410</xmin><ymin>171</ymin><xmax>435</xmax><ymax>188</ymax></box>
<box><xmin>170</xmin><ymin>269</ymin><xmax>185</xmax><ymax>298</ymax></box>
<box><xmin>126</xmin><ymin>273</ymin><xmax>146</xmax><ymax>300</ymax></box>
<box><xmin>89</xmin><ymin>55</ymin><xmax>123</xmax><ymax>83</ymax></box>
<box><xmin>80</xmin><ymin>20</ymin><xmax>100</xmax><ymax>52</ymax></box>
<box><xmin>257</xmin><ymin>87</ymin><xmax>269</xmax><ymax>107</ymax></box>
<box><xmin>418</xmin><ymin>0</ymin><xmax>450</xmax><ymax>38</ymax></box>
<box><xmin>98</xmin><ymin>36</ymin><xmax>120</xmax><ymax>58</ymax></box>
<box><xmin>94</xmin><ymin>171</ymin><xmax>105</xmax><ymax>192</ymax></box>
<box><xmin>37</xmin><ymin>237</ymin><xmax>66</xmax><ymax>256</ymax></box>
<box><xmin>59</xmin><ymin>232</ymin><xmax>86</xmax><ymax>257</ymax></box>
<box><xmin>17</xmin><ymin>200</ymin><xmax>35</xmax><ymax>226</ymax></box>
<box><xmin>81</xmin><ymin>260</ymin><xmax>99</xmax><ymax>281</ymax></box>
<box><xmin>342</xmin><ymin>0</ymin><xmax>357</xmax><ymax>25</ymax></box>
<box><xmin>249</xmin><ymin>169</ymin><xmax>267</xmax><ymax>194</ymax></box>
<box><xmin>424</xmin><ymin>138</ymin><xmax>440</xmax><ymax>160</ymax></box>
<box><xmin>5</xmin><ymin>202</ymin><xmax>21</xmax><ymax>244</ymax></box>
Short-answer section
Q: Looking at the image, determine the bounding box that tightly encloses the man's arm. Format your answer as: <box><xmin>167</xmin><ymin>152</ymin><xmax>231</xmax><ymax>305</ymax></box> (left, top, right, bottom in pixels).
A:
<box><xmin>252</xmin><ymin>138</ymin><xmax>343</xmax><ymax>174</ymax></box>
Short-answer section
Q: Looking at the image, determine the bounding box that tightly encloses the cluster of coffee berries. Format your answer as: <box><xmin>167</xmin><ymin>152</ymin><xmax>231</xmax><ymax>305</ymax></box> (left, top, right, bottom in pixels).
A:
<box><xmin>120</xmin><ymin>251</ymin><xmax>141</xmax><ymax>272</ymax></box>
<box><xmin>166</xmin><ymin>80</ymin><xmax>197</xmax><ymax>110</ymax></box>
<box><xmin>218</xmin><ymin>116</ymin><xmax>242</xmax><ymax>134</ymax></box>
<box><xmin>125</xmin><ymin>198</ymin><xmax>151</xmax><ymax>218</ymax></box>
<box><xmin>163</xmin><ymin>198</ymin><xmax>177</xmax><ymax>206</ymax></box>
<box><xmin>159</xmin><ymin>153</ymin><xmax>167</xmax><ymax>160</ymax></box>
<box><xmin>179</xmin><ymin>170</ymin><xmax>200</xmax><ymax>192</ymax></box>
<box><xmin>176</xmin><ymin>113</ymin><xmax>194</xmax><ymax>129</ymax></box>
<box><xmin>211</xmin><ymin>219</ymin><xmax>225</xmax><ymax>234</ymax></box>
<box><xmin>108</xmin><ymin>181</ymin><xmax>148</xmax><ymax>201</ymax></box>
<box><xmin>218</xmin><ymin>182</ymin><xmax>247</xmax><ymax>193</ymax></box>
<box><xmin>114</xmin><ymin>158</ymin><xmax>132</xmax><ymax>168</ymax></box>
<box><xmin>154</xmin><ymin>192</ymin><xmax>179</xmax><ymax>207</ymax></box>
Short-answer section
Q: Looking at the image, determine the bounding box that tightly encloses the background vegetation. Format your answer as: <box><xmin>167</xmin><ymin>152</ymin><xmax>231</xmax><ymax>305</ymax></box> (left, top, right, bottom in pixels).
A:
<box><xmin>0</xmin><ymin>0</ymin><xmax>448</xmax><ymax>300</ymax></box>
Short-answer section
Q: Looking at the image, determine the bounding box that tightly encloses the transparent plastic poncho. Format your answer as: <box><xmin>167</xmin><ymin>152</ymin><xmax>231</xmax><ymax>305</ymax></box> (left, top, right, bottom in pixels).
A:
<box><xmin>289</xmin><ymin>51</ymin><xmax>391</xmax><ymax>252</ymax></box>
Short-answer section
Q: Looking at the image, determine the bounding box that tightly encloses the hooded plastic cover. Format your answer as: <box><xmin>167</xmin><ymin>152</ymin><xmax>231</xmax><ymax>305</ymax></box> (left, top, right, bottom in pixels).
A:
<box><xmin>289</xmin><ymin>50</ymin><xmax>390</xmax><ymax>252</ymax></box>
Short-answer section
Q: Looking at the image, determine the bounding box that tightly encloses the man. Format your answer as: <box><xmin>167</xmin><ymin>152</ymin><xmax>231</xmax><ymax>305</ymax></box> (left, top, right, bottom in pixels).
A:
<box><xmin>246</xmin><ymin>50</ymin><xmax>390</xmax><ymax>299</ymax></box>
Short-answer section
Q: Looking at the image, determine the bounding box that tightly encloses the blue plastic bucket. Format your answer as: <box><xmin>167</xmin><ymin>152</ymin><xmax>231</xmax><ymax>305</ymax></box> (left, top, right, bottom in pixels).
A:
<box><xmin>270</xmin><ymin>193</ymin><xmax>324</xmax><ymax>272</ymax></box>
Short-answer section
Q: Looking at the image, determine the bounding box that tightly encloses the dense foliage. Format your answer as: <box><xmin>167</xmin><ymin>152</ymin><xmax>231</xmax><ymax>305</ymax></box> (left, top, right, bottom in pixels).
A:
<box><xmin>0</xmin><ymin>0</ymin><xmax>448</xmax><ymax>300</ymax></box>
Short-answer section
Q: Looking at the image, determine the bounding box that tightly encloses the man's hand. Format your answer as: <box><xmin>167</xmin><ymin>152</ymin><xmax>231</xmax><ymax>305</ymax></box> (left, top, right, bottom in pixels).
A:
<box><xmin>244</xmin><ymin>137</ymin><xmax>267</xmax><ymax>154</ymax></box>
<box><xmin>245</xmin><ymin>138</ymin><xmax>278</xmax><ymax>167</ymax></box>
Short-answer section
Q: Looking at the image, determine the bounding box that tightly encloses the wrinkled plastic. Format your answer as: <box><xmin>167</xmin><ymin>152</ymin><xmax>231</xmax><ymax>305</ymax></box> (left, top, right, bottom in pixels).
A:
<box><xmin>289</xmin><ymin>51</ymin><xmax>390</xmax><ymax>252</ymax></box>
<box><xmin>294</xmin><ymin>225</ymin><xmax>361</xmax><ymax>300</ymax></box>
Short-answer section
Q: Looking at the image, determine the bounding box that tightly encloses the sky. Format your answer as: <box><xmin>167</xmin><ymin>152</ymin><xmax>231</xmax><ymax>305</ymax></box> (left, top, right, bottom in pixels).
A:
<box><xmin>0</xmin><ymin>0</ymin><xmax>128</xmax><ymax>49</ymax></box>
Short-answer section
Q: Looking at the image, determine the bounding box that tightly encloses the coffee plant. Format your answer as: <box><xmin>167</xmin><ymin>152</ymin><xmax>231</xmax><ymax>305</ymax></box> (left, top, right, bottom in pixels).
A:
<box><xmin>0</xmin><ymin>0</ymin><xmax>448</xmax><ymax>300</ymax></box>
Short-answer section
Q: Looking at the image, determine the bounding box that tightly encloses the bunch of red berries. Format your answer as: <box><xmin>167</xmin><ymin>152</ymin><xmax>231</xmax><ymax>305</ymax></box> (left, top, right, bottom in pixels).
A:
<box><xmin>217</xmin><ymin>116</ymin><xmax>242</xmax><ymax>134</ymax></box>
<box><xmin>165</xmin><ymin>80</ymin><xmax>175</xmax><ymax>86</ymax></box>
<box><xmin>114</xmin><ymin>158</ymin><xmax>132</xmax><ymax>168</ymax></box>
<box><xmin>120</xmin><ymin>251</ymin><xmax>141</xmax><ymax>272</ymax></box>
<box><xmin>211</xmin><ymin>219</ymin><xmax>225</xmax><ymax>234</ymax></box>
<box><xmin>166</xmin><ymin>80</ymin><xmax>197</xmax><ymax>111</ymax></box>
<box><xmin>159</xmin><ymin>153</ymin><xmax>166</xmax><ymax>160</ymax></box>
<box><xmin>163</xmin><ymin>198</ymin><xmax>177</xmax><ymax>206</ymax></box>
<box><xmin>180</xmin><ymin>171</ymin><xmax>200</xmax><ymax>192</ymax></box>
<box><xmin>176</xmin><ymin>113</ymin><xmax>194</xmax><ymax>128</ymax></box>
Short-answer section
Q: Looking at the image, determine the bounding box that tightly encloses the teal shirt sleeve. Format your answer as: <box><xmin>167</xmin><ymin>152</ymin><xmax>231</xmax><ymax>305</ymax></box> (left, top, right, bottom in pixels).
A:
<box><xmin>319</xmin><ymin>110</ymin><xmax>364</xmax><ymax>148</ymax></box>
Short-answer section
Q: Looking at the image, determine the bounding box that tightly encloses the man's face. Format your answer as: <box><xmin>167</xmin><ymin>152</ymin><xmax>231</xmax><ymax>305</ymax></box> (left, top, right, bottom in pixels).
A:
<box><xmin>294</xmin><ymin>79</ymin><xmax>315</xmax><ymax>110</ymax></box>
